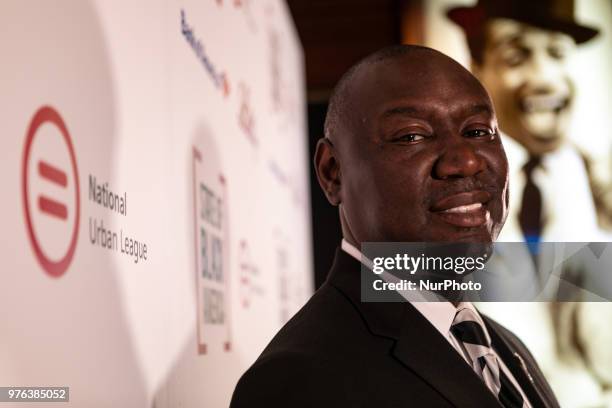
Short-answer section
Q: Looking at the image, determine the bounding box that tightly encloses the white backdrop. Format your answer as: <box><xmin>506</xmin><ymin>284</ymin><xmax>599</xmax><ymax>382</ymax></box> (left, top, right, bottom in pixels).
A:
<box><xmin>0</xmin><ymin>1</ymin><xmax>313</xmax><ymax>407</ymax></box>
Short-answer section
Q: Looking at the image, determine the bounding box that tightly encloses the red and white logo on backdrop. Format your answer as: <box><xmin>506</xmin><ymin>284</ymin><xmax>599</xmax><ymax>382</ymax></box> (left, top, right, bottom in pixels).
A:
<box><xmin>22</xmin><ymin>106</ymin><xmax>80</xmax><ymax>278</ymax></box>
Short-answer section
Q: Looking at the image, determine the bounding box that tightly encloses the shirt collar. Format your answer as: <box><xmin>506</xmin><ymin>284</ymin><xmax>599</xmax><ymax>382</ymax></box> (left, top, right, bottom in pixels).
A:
<box><xmin>341</xmin><ymin>238</ymin><xmax>371</xmax><ymax>267</ymax></box>
<box><xmin>340</xmin><ymin>238</ymin><xmax>475</xmax><ymax>340</ymax></box>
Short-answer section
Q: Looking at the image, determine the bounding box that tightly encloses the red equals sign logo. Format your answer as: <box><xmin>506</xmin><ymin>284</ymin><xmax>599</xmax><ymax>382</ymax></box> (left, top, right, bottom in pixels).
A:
<box><xmin>38</xmin><ymin>161</ymin><xmax>69</xmax><ymax>220</ymax></box>
<box><xmin>22</xmin><ymin>106</ymin><xmax>81</xmax><ymax>278</ymax></box>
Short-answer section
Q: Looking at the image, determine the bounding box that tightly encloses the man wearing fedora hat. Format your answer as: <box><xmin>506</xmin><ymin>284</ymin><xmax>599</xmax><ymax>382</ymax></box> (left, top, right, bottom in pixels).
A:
<box><xmin>447</xmin><ymin>0</ymin><xmax>601</xmax><ymax>243</ymax></box>
<box><xmin>447</xmin><ymin>1</ymin><xmax>612</xmax><ymax>406</ymax></box>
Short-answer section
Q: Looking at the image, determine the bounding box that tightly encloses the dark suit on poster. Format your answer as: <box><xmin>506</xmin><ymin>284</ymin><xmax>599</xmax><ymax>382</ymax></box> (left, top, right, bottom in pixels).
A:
<box><xmin>230</xmin><ymin>248</ymin><xmax>559</xmax><ymax>408</ymax></box>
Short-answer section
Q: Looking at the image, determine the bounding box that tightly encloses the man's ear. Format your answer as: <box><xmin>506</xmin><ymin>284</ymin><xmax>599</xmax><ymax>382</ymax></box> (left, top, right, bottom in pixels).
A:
<box><xmin>314</xmin><ymin>138</ymin><xmax>341</xmax><ymax>206</ymax></box>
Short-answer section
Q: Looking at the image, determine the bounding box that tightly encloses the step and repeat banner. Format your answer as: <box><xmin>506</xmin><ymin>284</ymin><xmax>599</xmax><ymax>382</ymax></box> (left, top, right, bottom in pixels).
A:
<box><xmin>0</xmin><ymin>1</ymin><xmax>313</xmax><ymax>406</ymax></box>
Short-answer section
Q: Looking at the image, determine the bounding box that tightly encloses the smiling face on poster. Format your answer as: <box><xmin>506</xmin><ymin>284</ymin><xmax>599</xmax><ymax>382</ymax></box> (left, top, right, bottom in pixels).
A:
<box><xmin>475</xmin><ymin>18</ymin><xmax>576</xmax><ymax>155</ymax></box>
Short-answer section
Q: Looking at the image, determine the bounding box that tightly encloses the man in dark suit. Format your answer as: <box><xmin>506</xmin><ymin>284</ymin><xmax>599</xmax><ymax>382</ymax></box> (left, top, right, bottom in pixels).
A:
<box><xmin>230</xmin><ymin>45</ymin><xmax>559</xmax><ymax>407</ymax></box>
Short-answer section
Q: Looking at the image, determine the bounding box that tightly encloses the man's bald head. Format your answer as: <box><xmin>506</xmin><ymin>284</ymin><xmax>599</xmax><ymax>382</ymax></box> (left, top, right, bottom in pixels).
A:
<box><xmin>324</xmin><ymin>45</ymin><xmax>487</xmax><ymax>145</ymax></box>
<box><xmin>315</xmin><ymin>44</ymin><xmax>508</xmax><ymax>245</ymax></box>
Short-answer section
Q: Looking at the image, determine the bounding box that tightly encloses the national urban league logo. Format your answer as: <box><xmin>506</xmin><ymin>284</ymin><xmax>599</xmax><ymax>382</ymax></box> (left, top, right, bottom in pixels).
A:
<box><xmin>22</xmin><ymin>106</ymin><xmax>80</xmax><ymax>278</ymax></box>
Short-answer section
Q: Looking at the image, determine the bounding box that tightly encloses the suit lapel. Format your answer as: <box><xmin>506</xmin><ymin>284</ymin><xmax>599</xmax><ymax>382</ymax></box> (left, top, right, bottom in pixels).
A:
<box><xmin>483</xmin><ymin>317</ymin><xmax>557</xmax><ymax>408</ymax></box>
<box><xmin>327</xmin><ymin>248</ymin><xmax>502</xmax><ymax>408</ymax></box>
<box><xmin>392</xmin><ymin>303</ymin><xmax>502</xmax><ymax>407</ymax></box>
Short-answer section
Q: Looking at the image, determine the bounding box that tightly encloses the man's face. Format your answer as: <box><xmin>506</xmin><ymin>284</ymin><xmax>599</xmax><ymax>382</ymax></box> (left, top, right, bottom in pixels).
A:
<box><xmin>332</xmin><ymin>53</ymin><xmax>509</xmax><ymax>244</ymax></box>
<box><xmin>475</xmin><ymin>18</ymin><xmax>576</xmax><ymax>155</ymax></box>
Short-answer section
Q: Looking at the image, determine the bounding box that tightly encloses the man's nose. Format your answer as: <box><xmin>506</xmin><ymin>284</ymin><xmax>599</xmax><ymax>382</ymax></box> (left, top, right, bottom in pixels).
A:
<box><xmin>527</xmin><ymin>50</ymin><xmax>566</xmax><ymax>88</ymax></box>
<box><xmin>433</xmin><ymin>142</ymin><xmax>486</xmax><ymax>179</ymax></box>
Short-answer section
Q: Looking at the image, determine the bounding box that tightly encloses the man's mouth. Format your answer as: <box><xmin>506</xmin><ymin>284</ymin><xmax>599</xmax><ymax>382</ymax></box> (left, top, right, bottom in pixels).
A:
<box><xmin>430</xmin><ymin>191</ymin><xmax>491</xmax><ymax>228</ymax></box>
<box><xmin>441</xmin><ymin>202</ymin><xmax>483</xmax><ymax>213</ymax></box>
<box><xmin>519</xmin><ymin>93</ymin><xmax>569</xmax><ymax>114</ymax></box>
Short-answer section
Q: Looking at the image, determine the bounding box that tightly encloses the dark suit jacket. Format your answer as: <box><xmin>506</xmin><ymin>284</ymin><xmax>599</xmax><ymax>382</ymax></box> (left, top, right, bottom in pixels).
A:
<box><xmin>230</xmin><ymin>248</ymin><xmax>559</xmax><ymax>407</ymax></box>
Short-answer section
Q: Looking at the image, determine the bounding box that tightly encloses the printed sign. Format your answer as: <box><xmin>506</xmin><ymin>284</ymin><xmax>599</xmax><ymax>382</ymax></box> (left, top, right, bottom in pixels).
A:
<box><xmin>192</xmin><ymin>146</ymin><xmax>231</xmax><ymax>354</ymax></box>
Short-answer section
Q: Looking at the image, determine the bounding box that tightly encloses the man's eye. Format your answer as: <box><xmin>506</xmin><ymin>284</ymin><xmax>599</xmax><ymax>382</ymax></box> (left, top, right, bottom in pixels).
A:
<box><xmin>501</xmin><ymin>47</ymin><xmax>529</xmax><ymax>67</ymax></box>
<box><xmin>464</xmin><ymin>129</ymin><xmax>494</xmax><ymax>139</ymax></box>
<box><xmin>395</xmin><ymin>134</ymin><xmax>426</xmax><ymax>143</ymax></box>
<box><xmin>549</xmin><ymin>45</ymin><xmax>567</xmax><ymax>60</ymax></box>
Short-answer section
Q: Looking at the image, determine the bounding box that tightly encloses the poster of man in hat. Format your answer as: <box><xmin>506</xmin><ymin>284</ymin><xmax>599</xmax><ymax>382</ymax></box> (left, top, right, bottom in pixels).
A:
<box><xmin>446</xmin><ymin>0</ymin><xmax>609</xmax><ymax>242</ymax></box>
<box><xmin>433</xmin><ymin>0</ymin><xmax>612</xmax><ymax>406</ymax></box>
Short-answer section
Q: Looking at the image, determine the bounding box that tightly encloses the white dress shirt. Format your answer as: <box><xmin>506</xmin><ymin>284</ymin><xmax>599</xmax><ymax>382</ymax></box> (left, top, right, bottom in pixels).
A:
<box><xmin>341</xmin><ymin>239</ymin><xmax>532</xmax><ymax>407</ymax></box>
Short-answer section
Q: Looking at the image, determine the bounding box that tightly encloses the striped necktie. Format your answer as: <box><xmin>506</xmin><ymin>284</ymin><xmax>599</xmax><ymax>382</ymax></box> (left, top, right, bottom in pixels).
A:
<box><xmin>451</xmin><ymin>306</ymin><xmax>525</xmax><ymax>408</ymax></box>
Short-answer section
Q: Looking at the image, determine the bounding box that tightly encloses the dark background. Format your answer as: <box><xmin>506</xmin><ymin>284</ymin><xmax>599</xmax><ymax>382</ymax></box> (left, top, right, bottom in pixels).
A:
<box><xmin>286</xmin><ymin>0</ymin><xmax>424</xmax><ymax>288</ymax></box>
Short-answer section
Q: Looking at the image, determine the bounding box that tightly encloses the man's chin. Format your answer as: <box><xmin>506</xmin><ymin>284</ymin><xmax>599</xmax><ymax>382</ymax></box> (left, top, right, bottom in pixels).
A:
<box><xmin>432</xmin><ymin>226</ymin><xmax>495</xmax><ymax>244</ymax></box>
<box><xmin>517</xmin><ymin>116</ymin><xmax>567</xmax><ymax>154</ymax></box>
<box><xmin>524</xmin><ymin>135</ymin><xmax>564</xmax><ymax>154</ymax></box>
<box><xmin>513</xmin><ymin>125</ymin><xmax>564</xmax><ymax>154</ymax></box>
<box><xmin>446</xmin><ymin>232</ymin><xmax>493</xmax><ymax>245</ymax></box>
